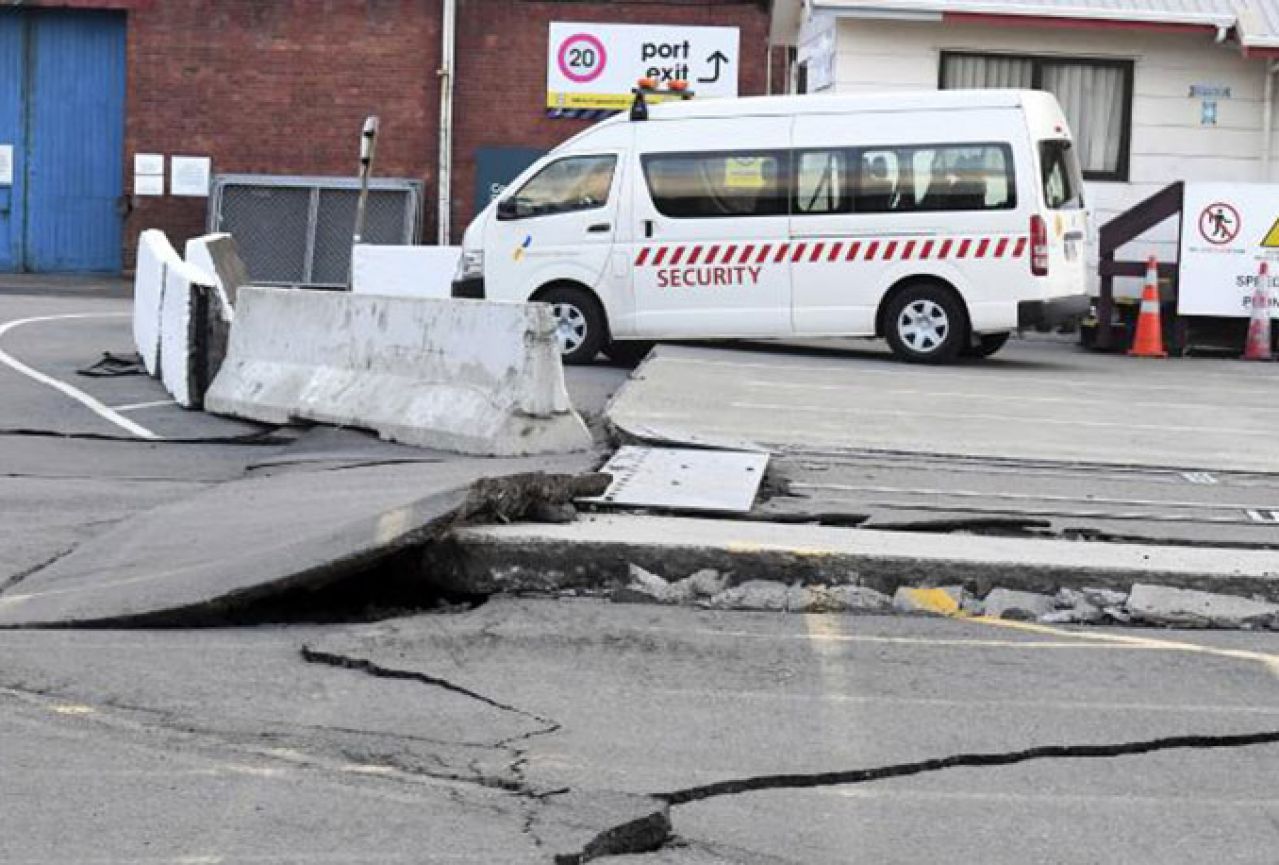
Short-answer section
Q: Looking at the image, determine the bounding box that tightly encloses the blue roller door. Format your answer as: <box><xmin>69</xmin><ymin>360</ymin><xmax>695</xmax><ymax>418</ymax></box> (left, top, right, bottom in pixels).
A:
<box><xmin>0</xmin><ymin>12</ymin><xmax>25</xmax><ymax>272</ymax></box>
<box><xmin>0</xmin><ymin>9</ymin><xmax>125</xmax><ymax>273</ymax></box>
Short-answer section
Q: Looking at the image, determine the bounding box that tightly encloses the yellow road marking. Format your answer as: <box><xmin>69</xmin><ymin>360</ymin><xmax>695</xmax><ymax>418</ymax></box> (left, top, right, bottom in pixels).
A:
<box><xmin>966</xmin><ymin>614</ymin><xmax>1279</xmax><ymax>678</ymax></box>
<box><xmin>898</xmin><ymin>587</ymin><xmax>960</xmax><ymax>616</ymax></box>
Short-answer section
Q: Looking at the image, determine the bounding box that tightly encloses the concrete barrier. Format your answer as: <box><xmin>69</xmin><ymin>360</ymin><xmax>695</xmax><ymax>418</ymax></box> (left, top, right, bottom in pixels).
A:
<box><xmin>184</xmin><ymin>234</ymin><xmax>248</xmax><ymax>400</ymax></box>
<box><xmin>132</xmin><ymin>229</ymin><xmax>183</xmax><ymax>376</ymax></box>
<box><xmin>204</xmin><ymin>288</ymin><xmax>592</xmax><ymax>455</ymax></box>
<box><xmin>184</xmin><ymin>233</ymin><xmax>246</xmax><ymax>320</ymax></box>
<box><xmin>351</xmin><ymin>244</ymin><xmax>461</xmax><ymax>298</ymax></box>
<box><xmin>158</xmin><ymin>257</ymin><xmax>219</xmax><ymax>408</ymax></box>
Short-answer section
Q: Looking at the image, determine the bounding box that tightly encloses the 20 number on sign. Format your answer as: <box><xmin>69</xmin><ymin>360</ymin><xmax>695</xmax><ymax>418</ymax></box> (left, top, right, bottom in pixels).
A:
<box><xmin>558</xmin><ymin>33</ymin><xmax>607</xmax><ymax>84</ymax></box>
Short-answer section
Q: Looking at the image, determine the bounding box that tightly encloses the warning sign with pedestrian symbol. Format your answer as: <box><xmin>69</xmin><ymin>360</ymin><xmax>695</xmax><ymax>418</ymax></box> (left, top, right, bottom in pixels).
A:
<box><xmin>1263</xmin><ymin>218</ymin><xmax>1279</xmax><ymax>248</ymax></box>
<box><xmin>1198</xmin><ymin>202</ymin><xmax>1241</xmax><ymax>245</ymax></box>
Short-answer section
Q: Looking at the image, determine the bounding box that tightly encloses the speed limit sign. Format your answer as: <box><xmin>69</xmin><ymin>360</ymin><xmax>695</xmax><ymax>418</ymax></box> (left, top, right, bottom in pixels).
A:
<box><xmin>547</xmin><ymin>22</ymin><xmax>739</xmax><ymax>113</ymax></box>
<box><xmin>556</xmin><ymin>32</ymin><xmax>607</xmax><ymax>84</ymax></box>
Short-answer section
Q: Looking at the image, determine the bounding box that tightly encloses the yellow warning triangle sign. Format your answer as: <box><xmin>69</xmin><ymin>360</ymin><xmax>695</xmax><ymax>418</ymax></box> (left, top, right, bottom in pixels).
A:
<box><xmin>1263</xmin><ymin>218</ymin><xmax>1279</xmax><ymax>248</ymax></box>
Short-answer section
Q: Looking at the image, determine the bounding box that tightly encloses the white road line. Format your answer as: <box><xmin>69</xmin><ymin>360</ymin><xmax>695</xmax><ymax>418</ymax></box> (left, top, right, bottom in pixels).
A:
<box><xmin>111</xmin><ymin>399</ymin><xmax>176</xmax><ymax>412</ymax></box>
<box><xmin>0</xmin><ymin>312</ymin><xmax>159</xmax><ymax>440</ymax></box>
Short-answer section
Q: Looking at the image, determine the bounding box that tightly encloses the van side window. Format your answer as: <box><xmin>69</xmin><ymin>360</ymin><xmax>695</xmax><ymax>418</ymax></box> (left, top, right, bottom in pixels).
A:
<box><xmin>499</xmin><ymin>155</ymin><xmax>616</xmax><ymax>220</ymax></box>
<box><xmin>853</xmin><ymin>150</ymin><xmax>901</xmax><ymax>213</ymax></box>
<box><xmin>795</xmin><ymin>151</ymin><xmax>851</xmax><ymax>215</ymax></box>
<box><xmin>854</xmin><ymin>144</ymin><xmax>1015</xmax><ymax>213</ymax></box>
<box><xmin>642</xmin><ymin>151</ymin><xmax>790</xmax><ymax>218</ymax></box>
<box><xmin>1040</xmin><ymin>140</ymin><xmax>1084</xmax><ymax>210</ymax></box>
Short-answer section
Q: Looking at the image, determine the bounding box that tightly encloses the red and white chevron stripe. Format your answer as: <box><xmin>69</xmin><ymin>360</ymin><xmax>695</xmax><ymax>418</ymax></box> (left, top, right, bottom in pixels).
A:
<box><xmin>634</xmin><ymin>235</ymin><xmax>1028</xmax><ymax>267</ymax></box>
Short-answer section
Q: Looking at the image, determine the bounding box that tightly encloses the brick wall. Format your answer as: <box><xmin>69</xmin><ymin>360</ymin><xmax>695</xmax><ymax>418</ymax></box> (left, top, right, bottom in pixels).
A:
<box><xmin>57</xmin><ymin>0</ymin><xmax>769</xmax><ymax>267</ymax></box>
<box><xmin>121</xmin><ymin>0</ymin><xmax>441</xmax><ymax>265</ymax></box>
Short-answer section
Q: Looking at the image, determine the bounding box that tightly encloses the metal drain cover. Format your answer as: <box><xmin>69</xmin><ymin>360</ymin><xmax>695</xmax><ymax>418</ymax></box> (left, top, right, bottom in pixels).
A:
<box><xmin>583</xmin><ymin>446</ymin><xmax>769</xmax><ymax>513</ymax></box>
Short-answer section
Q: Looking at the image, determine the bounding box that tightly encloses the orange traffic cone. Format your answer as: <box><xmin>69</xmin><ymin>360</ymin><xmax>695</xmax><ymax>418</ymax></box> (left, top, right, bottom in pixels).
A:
<box><xmin>1128</xmin><ymin>256</ymin><xmax>1167</xmax><ymax>358</ymax></box>
<box><xmin>1244</xmin><ymin>261</ymin><xmax>1273</xmax><ymax>361</ymax></box>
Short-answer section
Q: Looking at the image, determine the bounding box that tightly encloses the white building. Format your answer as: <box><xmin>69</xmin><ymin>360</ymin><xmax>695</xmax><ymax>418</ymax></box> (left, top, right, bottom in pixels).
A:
<box><xmin>772</xmin><ymin>0</ymin><xmax>1279</xmax><ymax>288</ymax></box>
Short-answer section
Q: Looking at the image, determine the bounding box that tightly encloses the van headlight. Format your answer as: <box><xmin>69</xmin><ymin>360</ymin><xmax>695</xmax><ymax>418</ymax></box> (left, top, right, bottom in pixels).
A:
<box><xmin>456</xmin><ymin>250</ymin><xmax>484</xmax><ymax>281</ymax></box>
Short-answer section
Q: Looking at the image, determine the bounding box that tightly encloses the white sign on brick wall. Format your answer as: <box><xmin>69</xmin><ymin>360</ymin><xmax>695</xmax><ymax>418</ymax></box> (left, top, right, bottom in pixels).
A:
<box><xmin>547</xmin><ymin>22</ymin><xmax>739</xmax><ymax>114</ymax></box>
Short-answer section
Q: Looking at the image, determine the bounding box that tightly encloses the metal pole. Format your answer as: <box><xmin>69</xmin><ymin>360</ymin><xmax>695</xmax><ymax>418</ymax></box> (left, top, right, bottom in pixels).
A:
<box><xmin>437</xmin><ymin>0</ymin><xmax>456</xmax><ymax>245</ymax></box>
<box><xmin>765</xmin><ymin>37</ymin><xmax>772</xmax><ymax>95</ymax></box>
<box><xmin>351</xmin><ymin>115</ymin><xmax>379</xmax><ymax>289</ymax></box>
<box><xmin>1263</xmin><ymin>61</ymin><xmax>1278</xmax><ymax>182</ymax></box>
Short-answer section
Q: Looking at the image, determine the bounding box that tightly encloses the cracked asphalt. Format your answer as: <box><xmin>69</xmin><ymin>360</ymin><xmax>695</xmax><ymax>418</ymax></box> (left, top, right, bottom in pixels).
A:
<box><xmin>1</xmin><ymin>600</ymin><xmax>1276</xmax><ymax>863</ymax></box>
<box><xmin>2</xmin><ymin>280</ymin><xmax>1278</xmax><ymax>863</ymax></box>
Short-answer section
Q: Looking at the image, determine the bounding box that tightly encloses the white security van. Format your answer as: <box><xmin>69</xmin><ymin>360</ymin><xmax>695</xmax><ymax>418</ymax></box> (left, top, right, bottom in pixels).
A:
<box><xmin>453</xmin><ymin>89</ymin><xmax>1089</xmax><ymax>364</ymax></box>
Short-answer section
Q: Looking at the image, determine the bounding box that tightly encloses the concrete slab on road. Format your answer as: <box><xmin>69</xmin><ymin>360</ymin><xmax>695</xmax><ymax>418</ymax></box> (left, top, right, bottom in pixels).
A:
<box><xmin>0</xmin><ymin>454</ymin><xmax>596</xmax><ymax>627</ymax></box>
<box><xmin>608</xmin><ymin>340</ymin><xmax>1279</xmax><ymax>472</ymax></box>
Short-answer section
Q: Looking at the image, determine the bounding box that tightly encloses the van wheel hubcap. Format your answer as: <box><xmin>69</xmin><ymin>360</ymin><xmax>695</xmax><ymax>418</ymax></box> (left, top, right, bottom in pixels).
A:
<box><xmin>898</xmin><ymin>300</ymin><xmax>949</xmax><ymax>353</ymax></box>
<box><xmin>553</xmin><ymin>303</ymin><xmax>587</xmax><ymax>354</ymax></box>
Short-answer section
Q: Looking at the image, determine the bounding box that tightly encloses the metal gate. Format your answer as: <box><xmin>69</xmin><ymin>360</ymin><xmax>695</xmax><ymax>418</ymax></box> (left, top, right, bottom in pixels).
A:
<box><xmin>209</xmin><ymin>175</ymin><xmax>423</xmax><ymax>288</ymax></box>
<box><xmin>0</xmin><ymin>9</ymin><xmax>126</xmax><ymax>273</ymax></box>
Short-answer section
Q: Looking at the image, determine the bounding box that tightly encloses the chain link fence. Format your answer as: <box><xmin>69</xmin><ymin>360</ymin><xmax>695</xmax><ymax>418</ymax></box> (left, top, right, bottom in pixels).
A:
<box><xmin>209</xmin><ymin>175</ymin><xmax>423</xmax><ymax>288</ymax></box>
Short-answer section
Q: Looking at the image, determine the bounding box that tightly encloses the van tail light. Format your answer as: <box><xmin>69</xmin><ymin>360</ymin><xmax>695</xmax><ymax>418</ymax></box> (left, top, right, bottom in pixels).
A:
<box><xmin>1030</xmin><ymin>215</ymin><xmax>1049</xmax><ymax>277</ymax></box>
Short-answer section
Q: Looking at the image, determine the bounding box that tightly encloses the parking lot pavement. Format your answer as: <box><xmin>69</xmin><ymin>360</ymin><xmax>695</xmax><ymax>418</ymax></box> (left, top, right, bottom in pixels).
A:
<box><xmin>605</xmin><ymin>338</ymin><xmax>1279</xmax><ymax>550</ymax></box>
<box><xmin>611</xmin><ymin>339</ymin><xmax>1279</xmax><ymax>472</ymax></box>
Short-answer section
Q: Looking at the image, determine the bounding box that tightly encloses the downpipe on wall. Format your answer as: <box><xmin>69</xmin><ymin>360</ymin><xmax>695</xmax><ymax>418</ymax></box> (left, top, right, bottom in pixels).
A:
<box><xmin>437</xmin><ymin>0</ymin><xmax>456</xmax><ymax>245</ymax></box>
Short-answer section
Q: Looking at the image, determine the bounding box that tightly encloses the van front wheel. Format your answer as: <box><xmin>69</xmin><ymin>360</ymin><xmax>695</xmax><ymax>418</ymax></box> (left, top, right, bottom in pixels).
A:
<box><xmin>885</xmin><ymin>285</ymin><xmax>967</xmax><ymax>364</ymax></box>
<box><xmin>540</xmin><ymin>286</ymin><xmax>606</xmax><ymax>365</ymax></box>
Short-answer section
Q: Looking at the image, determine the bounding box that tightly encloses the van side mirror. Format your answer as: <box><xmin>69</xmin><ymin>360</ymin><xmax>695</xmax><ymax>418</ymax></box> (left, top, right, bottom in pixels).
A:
<box><xmin>497</xmin><ymin>197</ymin><xmax>519</xmax><ymax>221</ymax></box>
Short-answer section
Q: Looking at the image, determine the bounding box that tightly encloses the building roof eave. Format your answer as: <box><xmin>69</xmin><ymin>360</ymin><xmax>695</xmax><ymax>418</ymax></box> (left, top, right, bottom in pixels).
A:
<box><xmin>807</xmin><ymin>1</ymin><xmax>1279</xmax><ymax>59</ymax></box>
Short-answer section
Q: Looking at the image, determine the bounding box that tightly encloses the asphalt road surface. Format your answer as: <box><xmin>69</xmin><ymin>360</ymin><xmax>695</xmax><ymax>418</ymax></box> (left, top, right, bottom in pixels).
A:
<box><xmin>2</xmin><ymin>279</ymin><xmax>1277</xmax><ymax>863</ymax></box>
<box><xmin>1</xmin><ymin>601</ymin><xmax>1276</xmax><ymax>864</ymax></box>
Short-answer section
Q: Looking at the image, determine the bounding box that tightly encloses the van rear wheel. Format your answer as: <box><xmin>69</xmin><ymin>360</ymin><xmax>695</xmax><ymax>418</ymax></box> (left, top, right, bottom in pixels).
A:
<box><xmin>539</xmin><ymin>286</ymin><xmax>606</xmax><ymax>365</ymax></box>
<box><xmin>885</xmin><ymin>284</ymin><xmax>967</xmax><ymax>364</ymax></box>
<box><xmin>963</xmin><ymin>332</ymin><xmax>1011</xmax><ymax>359</ymax></box>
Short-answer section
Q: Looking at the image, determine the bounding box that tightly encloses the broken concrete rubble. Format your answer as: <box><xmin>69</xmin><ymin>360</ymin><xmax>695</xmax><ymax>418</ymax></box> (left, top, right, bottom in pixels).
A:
<box><xmin>983</xmin><ymin>588</ymin><xmax>1057</xmax><ymax>622</ymax></box>
<box><xmin>1126</xmin><ymin>584</ymin><xmax>1279</xmax><ymax>630</ymax></box>
<box><xmin>892</xmin><ymin>585</ymin><xmax>970</xmax><ymax>615</ymax></box>
<box><xmin>704</xmin><ymin>580</ymin><xmax>790</xmax><ymax>612</ymax></box>
<box><xmin>611</xmin><ymin>570</ymin><xmax>894</xmax><ymax>615</ymax></box>
<box><xmin>685</xmin><ymin>569</ymin><xmax>729</xmax><ymax>598</ymax></box>
<box><xmin>611</xmin><ymin>565</ymin><xmax>690</xmax><ymax>606</ymax></box>
<box><xmin>599</xmin><ymin>567</ymin><xmax>1279</xmax><ymax>632</ymax></box>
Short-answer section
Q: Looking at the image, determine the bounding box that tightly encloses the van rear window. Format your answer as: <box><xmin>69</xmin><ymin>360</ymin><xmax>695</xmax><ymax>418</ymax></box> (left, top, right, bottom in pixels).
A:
<box><xmin>642</xmin><ymin>151</ymin><xmax>790</xmax><ymax>219</ymax></box>
<box><xmin>1040</xmin><ymin>140</ymin><xmax>1085</xmax><ymax>210</ymax></box>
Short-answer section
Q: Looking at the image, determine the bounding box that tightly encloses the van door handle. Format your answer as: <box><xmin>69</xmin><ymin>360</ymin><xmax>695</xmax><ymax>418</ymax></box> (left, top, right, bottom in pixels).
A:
<box><xmin>644</xmin><ymin>220</ymin><xmax>654</xmax><ymax>238</ymax></box>
<box><xmin>587</xmin><ymin>223</ymin><xmax>611</xmax><ymax>234</ymax></box>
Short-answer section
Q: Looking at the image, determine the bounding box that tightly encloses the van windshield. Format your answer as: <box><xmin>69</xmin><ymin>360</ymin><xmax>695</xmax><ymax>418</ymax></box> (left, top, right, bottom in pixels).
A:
<box><xmin>1040</xmin><ymin>140</ymin><xmax>1084</xmax><ymax>210</ymax></box>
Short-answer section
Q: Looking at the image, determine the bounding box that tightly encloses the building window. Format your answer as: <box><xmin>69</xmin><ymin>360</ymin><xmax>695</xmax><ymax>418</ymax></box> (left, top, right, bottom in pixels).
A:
<box><xmin>940</xmin><ymin>52</ymin><xmax>1133</xmax><ymax>182</ymax></box>
<box><xmin>642</xmin><ymin>151</ymin><xmax>790</xmax><ymax>218</ymax></box>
